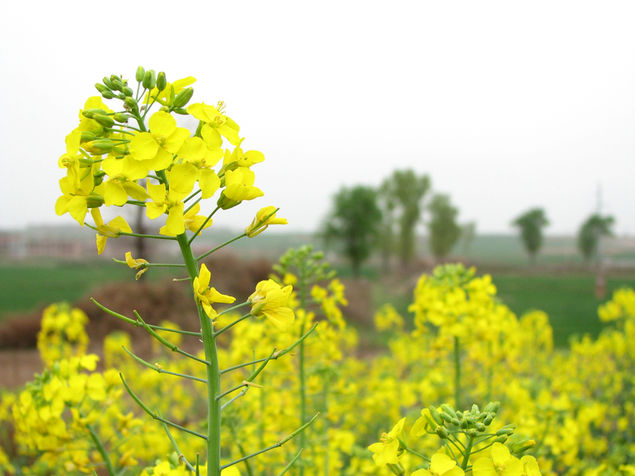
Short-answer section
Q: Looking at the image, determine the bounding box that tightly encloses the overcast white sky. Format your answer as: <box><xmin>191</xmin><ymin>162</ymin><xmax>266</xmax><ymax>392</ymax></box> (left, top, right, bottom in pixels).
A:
<box><xmin>1</xmin><ymin>0</ymin><xmax>634</xmax><ymax>235</ymax></box>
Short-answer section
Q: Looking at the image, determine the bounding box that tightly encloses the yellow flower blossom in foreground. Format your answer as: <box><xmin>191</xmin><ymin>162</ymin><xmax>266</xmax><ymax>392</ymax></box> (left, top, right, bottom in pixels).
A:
<box><xmin>193</xmin><ymin>264</ymin><xmax>235</xmax><ymax>319</ymax></box>
<box><xmin>187</xmin><ymin>102</ymin><xmax>241</xmax><ymax>146</ymax></box>
<box><xmin>124</xmin><ymin>251</ymin><xmax>149</xmax><ymax>280</ymax></box>
<box><xmin>368</xmin><ymin>417</ymin><xmax>406</xmax><ymax>466</ymax></box>
<box><xmin>472</xmin><ymin>443</ymin><xmax>541</xmax><ymax>476</ymax></box>
<box><xmin>91</xmin><ymin>209</ymin><xmax>132</xmax><ymax>255</ymax></box>
<box><xmin>129</xmin><ymin>111</ymin><xmax>189</xmax><ymax>172</ymax></box>
<box><xmin>412</xmin><ymin>452</ymin><xmax>464</xmax><ymax>476</ymax></box>
<box><xmin>245</xmin><ymin>206</ymin><xmax>287</xmax><ymax>237</ymax></box>
<box><xmin>248</xmin><ymin>279</ymin><xmax>295</xmax><ymax>330</ymax></box>
<box><xmin>218</xmin><ymin>167</ymin><xmax>263</xmax><ymax>209</ymax></box>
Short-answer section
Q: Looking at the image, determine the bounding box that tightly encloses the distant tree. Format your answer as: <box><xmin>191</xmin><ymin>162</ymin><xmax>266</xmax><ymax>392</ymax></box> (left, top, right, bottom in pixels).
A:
<box><xmin>380</xmin><ymin>170</ymin><xmax>431</xmax><ymax>268</ymax></box>
<box><xmin>427</xmin><ymin>194</ymin><xmax>461</xmax><ymax>260</ymax></box>
<box><xmin>322</xmin><ymin>185</ymin><xmax>382</xmax><ymax>276</ymax></box>
<box><xmin>376</xmin><ymin>188</ymin><xmax>397</xmax><ymax>273</ymax></box>
<box><xmin>512</xmin><ymin>208</ymin><xmax>549</xmax><ymax>264</ymax></box>
<box><xmin>577</xmin><ymin>214</ymin><xmax>614</xmax><ymax>263</ymax></box>
<box><xmin>459</xmin><ymin>221</ymin><xmax>477</xmax><ymax>256</ymax></box>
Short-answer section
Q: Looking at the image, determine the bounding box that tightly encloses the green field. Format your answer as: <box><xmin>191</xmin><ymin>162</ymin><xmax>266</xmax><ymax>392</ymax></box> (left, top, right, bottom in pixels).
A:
<box><xmin>0</xmin><ymin>260</ymin><xmax>171</xmax><ymax>320</ymax></box>
<box><xmin>2</xmin><ymin>257</ymin><xmax>635</xmax><ymax>349</ymax></box>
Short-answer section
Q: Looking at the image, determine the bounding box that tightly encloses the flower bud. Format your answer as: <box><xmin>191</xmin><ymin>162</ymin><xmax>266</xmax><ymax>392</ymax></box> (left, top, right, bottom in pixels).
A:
<box><xmin>435</xmin><ymin>426</ymin><xmax>449</xmax><ymax>439</ymax></box>
<box><xmin>494</xmin><ymin>435</ymin><xmax>508</xmax><ymax>443</ymax></box>
<box><xmin>82</xmin><ymin>109</ymin><xmax>106</xmax><ymax>119</ymax></box>
<box><xmin>429</xmin><ymin>407</ymin><xmax>444</xmax><ymax>426</ymax></box>
<box><xmin>136</xmin><ymin>66</ymin><xmax>145</xmax><ymax>82</ymax></box>
<box><xmin>507</xmin><ymin>434</ymin><xmax>536</xmax><ymax>454</ymax></box>
<box><xmin>122</xmin><ymin>86</ymin><xmax>134</xmax><ymax>97</ymax></box>
<box><xmin>101</xmin><ymin>90</ymin><xmax>115</xmax><ymax>99</ymax></box>
<box><xmin>173</xmin><ymin>107</ymin><xmax>188</xmax><ymax>115</ymax></box>
<box><xmin>143</xmin><ymin>70</ymin><xmax>156</xmax><ymax>89</ymax></box>
<box><xmin>476</xmin><ymin>422</ymin><xmax>486</xmax><ymax>432</ymax></box>
<box><xmin>86</xmin><ymin>194</ymin><xmax>105</xmax><ymax>208</ymax></box>
<box><xmin>441</xmin><ymin>404</ymin><xmax>457</xmax><ymax>419</ymax></box>
<box><xmin>157</xmin><ymin>71</ymin><xmax>167</xmax><ymax>91</ymax></box>
<box><xmin>109</xmin><ymin>75</ymin><xmax>123</xmax><ymax>91</ymax></box>
<box><xmin>217</xmin><ymin>194</ymin><xmax>240</xmax><ymax>210</ymax></box>
<box><xmin>467</xmin><ymin>428</ymin><xmax>478</xmax><ymax>437</ymax></box>
<box><xmin>496</xmin><ymin>425</ymin><xmax>515</xmax><ymax>436</ymax></box>
<box><xmin>471</xmin><ymin>404</ymin><xmax>480</xmax><ymax>415</ymax></box>
<box><xmin>103</xmin><ymin>76</ymin><xmax>114</xmax><ymax>89</ymax></box>
<box><xmin>93</xmin><ymin>114</ymin><xmax>115</xmax><ymax>128</ymax></box>
<box><xmin>124</xmin><ymin>97</ymin><xmax>139</xmax><ymax>114</ymax></box>
<box><xmin>95</xmin><ymin>83</ymin><xmax>109</xmax><ymax>94</ymax></box>
<box><xmin>173</xmin><ymin>87</ymin><xmax>194</xmax><ymax>107</ymax></box>
<box><xmin>113</xmin><ymin>113</ymin><xmax>131</xmax><ymax>123</ymax></box>
<box><xmin>483</xmin><ymin>414</ymin><xmax>494</xmax><ymax>426</ymax></box>
<box><xmin>81</xmin><ymin>131</ymin><xmax>98</xmax><ymax>143</ymax></box>
<box><xmin>93</xmin><ymin>170</ymin><xmax>106</xmax><ymax>186</ymax></box>
<box><xmin>88</xmin><ymin>139</ymin><xmax>116</xmax><ymax>152</ymax></box>
<box><xmin>484</xmin><ymin>401</ymin><xmax>500</xmax><ymax>414</ymax></box>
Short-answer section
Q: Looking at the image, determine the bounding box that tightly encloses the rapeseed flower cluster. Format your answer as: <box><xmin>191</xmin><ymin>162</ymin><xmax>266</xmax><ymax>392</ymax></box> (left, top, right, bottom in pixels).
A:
<box><xmin>1</xmin><ymin>271</ymin><xmax>634</xmax><ymax>474</ymax></box>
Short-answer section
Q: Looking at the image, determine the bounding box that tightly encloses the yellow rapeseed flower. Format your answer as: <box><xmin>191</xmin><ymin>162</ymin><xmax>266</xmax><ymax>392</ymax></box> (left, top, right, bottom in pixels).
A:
<box><xmin>193</xmin><ymin>264</ymin><xmax>235</xmax><ymax>319</ymax></box>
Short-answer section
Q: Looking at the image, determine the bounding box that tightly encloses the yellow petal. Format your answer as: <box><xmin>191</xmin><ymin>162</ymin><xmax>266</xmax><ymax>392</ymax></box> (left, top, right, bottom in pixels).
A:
<box><xmin>149</xmin><ymin>111</ymin><xmax>176</xmax><ymax>138</ymax></box>
<box><xmin>129</xmin><ymin>133</ymin><xmax>159</xmax><ymax>161</ymax></box>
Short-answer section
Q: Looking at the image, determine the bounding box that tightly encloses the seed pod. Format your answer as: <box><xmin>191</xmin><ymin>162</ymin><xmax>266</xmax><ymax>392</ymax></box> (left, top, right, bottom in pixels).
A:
<box><xmin>136</xmin><ymin>66</ymin><xmax>145</xmax><ymax>82</ymax></box>
<box><xmin>173</xmin><ymin>87</ymin><xmax>194</xmax><ymax>107</ymax></box>
<box><xmin>157</xmin><ymin>71</ymin><xmax>167</xmax><ymax>91</ymax></box>
<box><xmin>143</xmin><ymin>70</ymin><xmax>156</xmax><ymax>89</ymax></box>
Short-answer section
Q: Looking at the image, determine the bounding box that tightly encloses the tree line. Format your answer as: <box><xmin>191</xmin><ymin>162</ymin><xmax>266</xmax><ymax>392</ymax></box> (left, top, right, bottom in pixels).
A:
<box><xmin>322</xmin><ymin>169</ymin><xmax>615</xmax><ymax>275</ymax></box>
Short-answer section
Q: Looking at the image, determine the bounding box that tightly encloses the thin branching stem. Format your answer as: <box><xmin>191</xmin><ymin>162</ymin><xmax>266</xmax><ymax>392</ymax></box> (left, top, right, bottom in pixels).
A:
<box><xmin>122</xmin><ymin>347</ymin><xmax>206</xmax><ymax>384</ymax></box>
<box><xmin>120</xmin><ymin>374</ymin><xmax>207</xmax><ymax>440</ymax></box>
<box><xmin>196</xmin><ymin>233</ymin><xmax>247</xmax><ymax>261</ymax></box>
<box><xmin>220</xmin><ymin>414</ymin><xmax>319</xmax><ymax>470</ymax></box>
<box><xmin>220</xmin><ymin>323</ymin><xmax>318</xmax><ymax>375</ymax></box>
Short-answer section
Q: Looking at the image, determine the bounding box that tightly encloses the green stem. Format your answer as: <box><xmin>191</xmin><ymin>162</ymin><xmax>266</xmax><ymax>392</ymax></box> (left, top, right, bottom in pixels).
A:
<box><xmin>189</xmin><ymin>206</ymin><xmax>220</xmax><ymax>244</ymax></box>
<box><xmin>461</xmin><ymin>435</ymin><xmax>474</xmax><ymax>470</ymax></box>
<box><xmin>86</xmin><ymin>423</ymin><xmax>116</xmax><ymax>476</ymax></box>
<box><xmin>123</xmin><ymin>346</ymin><xmax>206</xmax><ymax>383</ymax></box>
<box><xmin>454</xmin><ymin>336</ymin><xmax>461</xmax><ymax>410</ymax></box>
<box><xmin>298</xmin><ymin>268</ymin><xmax>308</xmax><ymax>476</ymax></box>
<box><xmin>220</xmin><ymin>414</ymin><xmax>319</xmax><ymax>470</ymax></box>
<box><xmin>277</xmin><ymin>449</ymin><xmax>303</xmax><ymax>476</ymax></box>
<box><xmin>177</xmin><ymin>233</ymin><xmax>221</xmax><ymax>476</ymax></box>
<box><xmin>197</xmin><ymin>234</ymin><xmax>247</xmax><ymax>261</ymax></box>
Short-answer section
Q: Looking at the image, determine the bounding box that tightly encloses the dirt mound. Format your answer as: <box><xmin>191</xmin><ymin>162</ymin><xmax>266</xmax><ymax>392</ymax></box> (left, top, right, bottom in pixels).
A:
<box><xmin>0</xmin><ymin>253</ymin><xmax>274</xmax><ymax>350</ymax></box>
